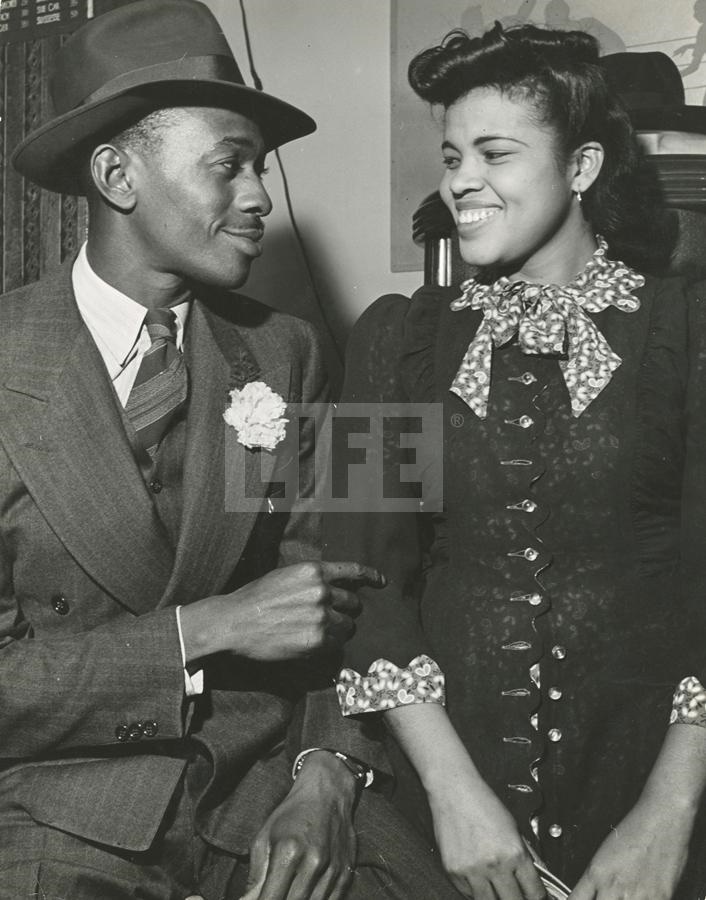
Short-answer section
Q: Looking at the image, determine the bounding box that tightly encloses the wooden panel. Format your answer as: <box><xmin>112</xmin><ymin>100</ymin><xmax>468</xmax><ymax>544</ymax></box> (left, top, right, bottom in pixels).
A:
<box><xmin>0</xmin><ymin>1</ymin><xmax>128</xmax><ymax>293</ymax></box>
<box><xmin>4</xmin><ymin>40</ymin><xmax>27</xmax><ymax>292</ymax></box>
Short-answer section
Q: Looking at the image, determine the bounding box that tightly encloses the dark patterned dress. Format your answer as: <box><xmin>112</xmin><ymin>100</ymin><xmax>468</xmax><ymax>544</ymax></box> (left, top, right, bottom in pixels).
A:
<box><xmin>324</xmin><ymin>255</ymin><xmax>706</xmax><ymax>894</ymax></box>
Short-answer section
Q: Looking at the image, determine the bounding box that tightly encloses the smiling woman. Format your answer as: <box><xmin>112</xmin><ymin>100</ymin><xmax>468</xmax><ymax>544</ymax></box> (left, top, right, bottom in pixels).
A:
<box><xmin>324</xmin><ymin>20</ymin><xmax>706</xmax><ymax>900</ymax></box>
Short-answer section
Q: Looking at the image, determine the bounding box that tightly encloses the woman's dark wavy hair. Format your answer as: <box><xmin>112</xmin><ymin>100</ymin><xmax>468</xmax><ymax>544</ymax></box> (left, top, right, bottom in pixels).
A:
<box><xmin>408</xmin><ymin>23</ymin><xmax>672</xmax><ymax>272</ymax></box>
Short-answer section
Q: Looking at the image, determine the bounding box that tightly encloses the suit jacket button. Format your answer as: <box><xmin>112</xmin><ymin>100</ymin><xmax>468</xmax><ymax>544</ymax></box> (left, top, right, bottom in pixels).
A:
<box><xmin>127</xmin><ymin>723</ymin><xmax>143</xmax><ymax>741</ymax></box>
<box><xmin>51</xmin><ymin>594</ymin><xmax>70</xmax><ymax>616</ymax></box>
<box><xmin>115</xmin><ymin>724</ymin><xmax>129</xmax><ymax>742</ymax></box>
<box><xmin>140</xmin><ymin>720</ymin><xmax>159</xmax><ymax>738</ymax></box>
<box><xmin>149</xmin><ymin>479</ymin><xmax>163</xmax><ymax>494</ymax></box>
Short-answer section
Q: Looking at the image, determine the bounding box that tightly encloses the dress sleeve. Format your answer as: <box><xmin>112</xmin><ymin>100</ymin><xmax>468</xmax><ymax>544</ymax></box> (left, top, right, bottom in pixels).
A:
<box><xmin>674</xmin><ymin>282</ymin><xmax>706</xmax><ymax>700</ymax></box>
<box><xmin>323</xmin><ymin>293</ymin><xmax>446</xmax><ymax>716</ymax></box>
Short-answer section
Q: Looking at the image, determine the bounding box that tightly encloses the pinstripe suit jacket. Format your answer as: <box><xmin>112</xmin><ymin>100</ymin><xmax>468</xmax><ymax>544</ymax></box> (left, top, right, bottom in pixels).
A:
<box><xmin>0</xmin><ymin>259</ymin><xmax>328</xmax><ymax>855</ymax></box>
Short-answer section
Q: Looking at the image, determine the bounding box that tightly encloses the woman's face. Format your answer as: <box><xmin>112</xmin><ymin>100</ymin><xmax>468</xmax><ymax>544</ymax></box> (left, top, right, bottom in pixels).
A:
<box><xmin>439</xmin><ymin>87</ymin><xmax>588</xmax><ymax>282</ymax></box>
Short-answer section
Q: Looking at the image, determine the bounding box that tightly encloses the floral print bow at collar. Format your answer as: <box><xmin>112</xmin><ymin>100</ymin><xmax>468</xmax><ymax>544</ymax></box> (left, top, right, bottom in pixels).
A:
<box><xmin>449</xmin><ymin>237</ymin><xmax>644</xmax><ymax>418</ymax></box>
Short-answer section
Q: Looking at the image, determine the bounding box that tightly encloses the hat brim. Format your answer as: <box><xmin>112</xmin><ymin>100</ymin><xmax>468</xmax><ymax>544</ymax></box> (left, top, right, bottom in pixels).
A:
<box><xmin>628</xmin><ymin>104</ymin><xmax>706</xmax><ymax>136</ymax></box>
<box><xmin>11</xmin><ymin>79</ymin><xmax>316</xmax><ymax>195</ymax></box>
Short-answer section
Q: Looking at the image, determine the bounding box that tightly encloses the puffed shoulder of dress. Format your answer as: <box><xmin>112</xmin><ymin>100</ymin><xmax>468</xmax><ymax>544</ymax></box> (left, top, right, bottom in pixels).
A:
<box><xmin>343</xmin><ymin>286</ymin><xmax>459</xmax><ymax>404</ymax></box>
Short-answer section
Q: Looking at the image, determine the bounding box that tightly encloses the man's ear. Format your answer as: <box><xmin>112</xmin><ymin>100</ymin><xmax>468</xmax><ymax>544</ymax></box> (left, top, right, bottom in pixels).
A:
<box><xmin>571</xmin><ymin>141</ymin><xmax>605</xmax><ymax>194</ymax></box>
<box><xmin>89</xmin><ymin>144</ymin><xmax>137</xmax><ymax>211</ymax></box>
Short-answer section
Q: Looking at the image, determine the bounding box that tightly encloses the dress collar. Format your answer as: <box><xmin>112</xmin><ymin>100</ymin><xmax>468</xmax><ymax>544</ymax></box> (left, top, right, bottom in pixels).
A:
<box><xmin>449</xmin><ymin>238</ymin><xmax>645</xmax><ymax>418</ymax></box>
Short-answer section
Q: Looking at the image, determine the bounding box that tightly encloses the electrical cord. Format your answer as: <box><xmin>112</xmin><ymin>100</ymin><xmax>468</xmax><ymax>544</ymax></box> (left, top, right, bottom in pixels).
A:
<box><xmin>237</xmin><ymin>0</ymin><xmax>344</xmax><ymax>364</ymax></box>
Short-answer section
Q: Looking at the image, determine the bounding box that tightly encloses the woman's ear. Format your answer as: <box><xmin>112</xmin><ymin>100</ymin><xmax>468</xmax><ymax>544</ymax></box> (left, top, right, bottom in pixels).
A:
<box><xmin>89</xmin><ymin>144</ymin><xmax>137</xmax><ymax>212</ymax></box>
<box><xmin>571</xmin><ymin>141</ymin><xmax>605</xmax><ymax>194</ymax></box>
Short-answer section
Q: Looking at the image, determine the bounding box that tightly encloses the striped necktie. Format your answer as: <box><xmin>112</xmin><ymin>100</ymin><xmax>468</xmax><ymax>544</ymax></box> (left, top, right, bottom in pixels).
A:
<box><xmin>125</xmin><ymin>308</ymin><xmax>188</xmax><ymax>457</ymax></box>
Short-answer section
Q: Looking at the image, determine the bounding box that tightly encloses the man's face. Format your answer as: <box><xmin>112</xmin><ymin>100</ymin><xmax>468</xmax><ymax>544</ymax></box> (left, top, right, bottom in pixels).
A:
<box><xmin>129</xmin><ymin>106</ymin><xmax>272</xmax><ymax>289</ymax></box>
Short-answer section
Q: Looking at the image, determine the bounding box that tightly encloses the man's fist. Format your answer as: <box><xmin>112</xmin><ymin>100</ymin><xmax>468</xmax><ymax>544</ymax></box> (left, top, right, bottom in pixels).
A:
<box><xmin>180</xmin><ymin>560</ymin><xmax>384</xmax><ymax>663</ymax></box>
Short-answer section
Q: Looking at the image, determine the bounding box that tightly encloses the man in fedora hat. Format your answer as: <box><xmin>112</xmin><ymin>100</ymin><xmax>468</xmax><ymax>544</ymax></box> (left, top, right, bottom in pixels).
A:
<box><xmin>0</xmin><ymin>1</ymin><xmax>471</xmax><ymax>897</ymax></box>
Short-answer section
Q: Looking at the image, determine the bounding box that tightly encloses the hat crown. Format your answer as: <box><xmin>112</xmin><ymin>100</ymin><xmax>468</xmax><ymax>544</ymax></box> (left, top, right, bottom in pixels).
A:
<box><xmin>52</xmin><ymin>0</ymin><xmax>240</xmax><ymax>115</ymax></box>
<box><xmin>12</xmin><ymin>0</ymin><xmax>316</xmax><ymax>194</ymax></box>
<box><xmin>600</xmin><ymin>51</ymin><xmax>685</xmax><ymax>110</ymax></box>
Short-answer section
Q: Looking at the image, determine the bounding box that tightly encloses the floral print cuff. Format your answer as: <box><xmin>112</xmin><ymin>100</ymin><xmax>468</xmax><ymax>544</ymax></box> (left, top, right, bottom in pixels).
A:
<box><xmin>336</xmin><ymin>654</ymin><xmax>445</xmax><ymax>716</ymax></box>
<box><xmin>670</xmin><ymin>676</ymin><xmax>706</xmax><ymax>728</ymax></box>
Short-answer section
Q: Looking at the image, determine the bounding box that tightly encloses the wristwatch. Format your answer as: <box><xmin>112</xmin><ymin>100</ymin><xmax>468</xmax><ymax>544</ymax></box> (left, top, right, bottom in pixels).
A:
<box><xmin>291</xmin><ymin>747</ymin><xmax>375</xmax><ymax>789</ymax></box>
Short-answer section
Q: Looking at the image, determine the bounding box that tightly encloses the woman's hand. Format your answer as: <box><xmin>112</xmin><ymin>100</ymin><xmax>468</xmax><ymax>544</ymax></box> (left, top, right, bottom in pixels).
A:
<box><xmin>383</xmin><ymin>702</ymin><xmax>546</xmax><ymax>900</ymax></box>
<box><xmin>569</xmin><ymin>791</ymin><xmax>692</xmax><ymax>900</ymax></box>
<box><xmin>428</xmin><ymin>774</ymin><xmax>546</xmax><ymax>900</ymax></box>
<box><xmin>570</xmin><ymin>720</ymin><xmax>706</xmax><ymax>900</ymax></box>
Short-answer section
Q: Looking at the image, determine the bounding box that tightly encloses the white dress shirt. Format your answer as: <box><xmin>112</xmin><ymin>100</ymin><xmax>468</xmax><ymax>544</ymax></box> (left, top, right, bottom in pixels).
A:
<box><xmin>72</xmin><ymin>243</ymin><xmax>202</xmax><ymax>696</ymax></box>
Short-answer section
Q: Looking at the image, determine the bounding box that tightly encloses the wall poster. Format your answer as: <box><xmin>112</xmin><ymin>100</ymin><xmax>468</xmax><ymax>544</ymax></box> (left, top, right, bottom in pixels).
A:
<box><xmin>0</xmin><ymin>0</ymin><xmax>91</xmax><ymax>43</ymax></box>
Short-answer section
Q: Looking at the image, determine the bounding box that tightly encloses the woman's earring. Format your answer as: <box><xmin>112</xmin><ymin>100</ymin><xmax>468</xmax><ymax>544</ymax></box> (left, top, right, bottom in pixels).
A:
<box><xmin>574</xmin><ymin>189</ymin><xmax>583</xmax><ymax>203</ymax></box>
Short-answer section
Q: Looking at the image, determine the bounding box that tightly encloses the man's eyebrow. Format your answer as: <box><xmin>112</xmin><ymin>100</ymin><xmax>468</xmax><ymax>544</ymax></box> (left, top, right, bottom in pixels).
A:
<box><xmin>211</xmin><ymin>135</ymin><xmax>260</xmax><ymax>152</ymax></box>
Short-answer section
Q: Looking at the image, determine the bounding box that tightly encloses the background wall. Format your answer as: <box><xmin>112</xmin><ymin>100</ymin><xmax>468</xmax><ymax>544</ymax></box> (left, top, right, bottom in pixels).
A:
<box><xmin>205</xmin><ymin>0</ymin><xmax>423</xmax><ymax>383</ymax></box>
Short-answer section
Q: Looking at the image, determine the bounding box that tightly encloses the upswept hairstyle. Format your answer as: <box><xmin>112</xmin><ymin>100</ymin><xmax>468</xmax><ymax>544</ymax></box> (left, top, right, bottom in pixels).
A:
<box><xmin>408</xmin><ymin>23</ymin><xmax>672</xmax><ymax>272</ymax></box>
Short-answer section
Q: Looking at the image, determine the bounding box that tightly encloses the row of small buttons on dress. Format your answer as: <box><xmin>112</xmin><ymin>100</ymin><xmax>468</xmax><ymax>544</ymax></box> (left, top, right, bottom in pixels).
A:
<box><xmin>115</xmin><ymin>719</ymin><xmax>159</xmax><ymax>742</ymax></box>
<box><xmin>502</xmin><ymin>369</ymin><xmax>563</xmax><ymax>840</ymax></box>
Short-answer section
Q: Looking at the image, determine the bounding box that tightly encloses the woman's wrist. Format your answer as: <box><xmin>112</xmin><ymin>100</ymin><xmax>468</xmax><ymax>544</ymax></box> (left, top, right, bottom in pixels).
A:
<box><xmin>639</xmin><ymin>721</ymin><xmax>706</xmax><ymax>816</ymax></box>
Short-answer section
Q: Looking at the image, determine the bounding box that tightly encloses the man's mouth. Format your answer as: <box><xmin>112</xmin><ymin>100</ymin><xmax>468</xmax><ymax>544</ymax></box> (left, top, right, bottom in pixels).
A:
<box><xmin>224</xmin><ymin>227</ymin><xmax>264</xmax><ymax>242</ymax></box>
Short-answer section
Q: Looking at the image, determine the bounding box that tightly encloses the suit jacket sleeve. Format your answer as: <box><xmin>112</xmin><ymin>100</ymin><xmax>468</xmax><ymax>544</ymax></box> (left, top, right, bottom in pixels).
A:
<box><xmin>0</xmin><ymin>448</ymin><xmax>188</xmax><ymax>760</ymax></box>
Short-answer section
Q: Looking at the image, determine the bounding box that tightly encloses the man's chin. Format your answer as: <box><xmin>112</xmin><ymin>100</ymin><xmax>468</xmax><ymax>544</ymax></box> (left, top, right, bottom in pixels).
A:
<box><xmin>187</xmin><ymin>261</ymin><xmax>254</xmax><ymax>292</ymax></box>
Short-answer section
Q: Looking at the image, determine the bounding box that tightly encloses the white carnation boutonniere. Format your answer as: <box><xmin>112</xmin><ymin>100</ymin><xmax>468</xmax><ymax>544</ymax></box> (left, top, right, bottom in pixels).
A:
<box><xmin>223</xmin><ymin>381</ymin><xmax>288</xmax><ymax>452</ymax></box>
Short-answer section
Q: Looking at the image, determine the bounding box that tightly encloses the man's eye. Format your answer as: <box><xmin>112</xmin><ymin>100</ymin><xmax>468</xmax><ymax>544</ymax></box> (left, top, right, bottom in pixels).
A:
<box><xmin>485</xmin><ymin>150</ymin><xmax>511</xmax><ymax>161</ymax></box>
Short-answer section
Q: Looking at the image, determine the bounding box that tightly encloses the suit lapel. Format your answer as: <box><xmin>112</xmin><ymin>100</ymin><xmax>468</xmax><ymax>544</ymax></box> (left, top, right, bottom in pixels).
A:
<box><xmin>0</xmin><ymin>267</ymin><xmax>175</xmax><ymax>614</ymax></box>
<box><xmin>163</xmin><ymin>300</ymin><xmax>290</xmax><ymax>604</ymax></box>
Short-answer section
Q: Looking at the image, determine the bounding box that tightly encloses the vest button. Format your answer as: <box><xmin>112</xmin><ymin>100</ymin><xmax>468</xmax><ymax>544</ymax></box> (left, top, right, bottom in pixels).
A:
<box><xmin>51</xmin><ymin>594</ymin><xmax>70</xmax><ymax>616</ymax></box>
<box><xmin>549</xmin><ymin>823</ymin><xmax>563</xmax><ymax>838</ymax></box>
<box><xmin>149</xmin><ymin>479</ymin><xmax>163</xmax><ymax>494</ymax></box>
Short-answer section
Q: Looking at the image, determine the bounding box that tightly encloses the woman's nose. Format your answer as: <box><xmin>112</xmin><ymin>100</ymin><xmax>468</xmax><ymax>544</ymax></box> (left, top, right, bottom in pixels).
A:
<box><xmin>448</xmin><ymin>161</ymin><xmax>484</xmax><ymax>197</ymax></box>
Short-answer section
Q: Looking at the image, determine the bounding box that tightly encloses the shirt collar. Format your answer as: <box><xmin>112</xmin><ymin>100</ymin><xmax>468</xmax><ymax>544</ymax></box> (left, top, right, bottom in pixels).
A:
<box><xmin>72</xmin><ymin>243</ymin><xmax>191</xmax><ymax>376</ymax></box>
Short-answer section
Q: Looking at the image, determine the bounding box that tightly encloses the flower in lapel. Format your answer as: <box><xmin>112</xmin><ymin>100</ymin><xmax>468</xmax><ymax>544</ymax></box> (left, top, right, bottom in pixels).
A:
<box><xmin>223</xmin><ymin>381</ymin><xmax>288</xmax><ymax>451</ymax></box>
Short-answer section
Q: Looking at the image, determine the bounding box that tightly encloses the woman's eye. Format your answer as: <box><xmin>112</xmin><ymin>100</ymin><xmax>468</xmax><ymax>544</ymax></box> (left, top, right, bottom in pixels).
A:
<box><xmin>485</xmin><ymin>150</ymin><xmax>511</xmax><ymax>161</ymax></box>
<box><xmin>442</xmin><ymin>156</ymin><xmax>460</xmax><ymax>169</ymax></box>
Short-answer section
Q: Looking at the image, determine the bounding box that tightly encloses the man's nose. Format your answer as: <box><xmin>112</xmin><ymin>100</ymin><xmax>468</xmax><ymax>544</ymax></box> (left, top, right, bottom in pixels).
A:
<box><xmin>238</xmin><ymin>172</ymin><xmax>273</xmax><ymax>217</ymax></box>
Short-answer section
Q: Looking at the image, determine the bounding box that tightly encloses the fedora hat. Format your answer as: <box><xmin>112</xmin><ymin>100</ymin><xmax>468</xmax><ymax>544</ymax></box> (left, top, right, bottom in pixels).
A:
<box><xmin>599</xmin><ymin>51</ymin><xmax>706</xmax><ymax>135</ymax></box>
<box><xmin>12</xmin><ymin>0</ymin><xmax>316</xmax><ymax>195</ymax></box>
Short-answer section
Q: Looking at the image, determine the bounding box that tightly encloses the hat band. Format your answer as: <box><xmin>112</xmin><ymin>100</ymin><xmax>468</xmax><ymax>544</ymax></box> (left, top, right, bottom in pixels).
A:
<box><xmin>619</xmin><ymin>89</ymin><xmax>684</xmax><ymax>110</ymax></box>
<box><xmin>81</xmin><ymin>54</ymin><xmax>243</xmax><ymax>107</ymax></box>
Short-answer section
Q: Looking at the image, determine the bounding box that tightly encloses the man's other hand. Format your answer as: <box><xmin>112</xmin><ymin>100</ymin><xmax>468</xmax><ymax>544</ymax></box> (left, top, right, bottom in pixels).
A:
<box><xmin>239</xmin><ymin>750</ymin><xmax>359</xmax><ymax>900</ymax></box>
<box><xmin>180</xmin><ymin>561</ymin><xmax>384</xmax><ymax>663</ymax></box>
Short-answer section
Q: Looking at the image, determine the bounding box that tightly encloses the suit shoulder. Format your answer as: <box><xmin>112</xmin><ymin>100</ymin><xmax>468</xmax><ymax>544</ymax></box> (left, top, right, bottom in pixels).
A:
<box><xmin>202</xmin><ymin>289</ymin><xmax>324</xmax><ymax>362</ymax></box>
<box><xmin>0</xmin><ymin>280</ymin><xmax>43</xmax><ymax>327</ymax></box>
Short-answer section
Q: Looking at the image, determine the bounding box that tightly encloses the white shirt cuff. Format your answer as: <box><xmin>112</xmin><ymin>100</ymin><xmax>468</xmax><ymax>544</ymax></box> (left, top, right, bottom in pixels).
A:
<box><xmin>176</xmin><ymin>606</ymin><xmax>204</xmax><ymax>696</ymax></box>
